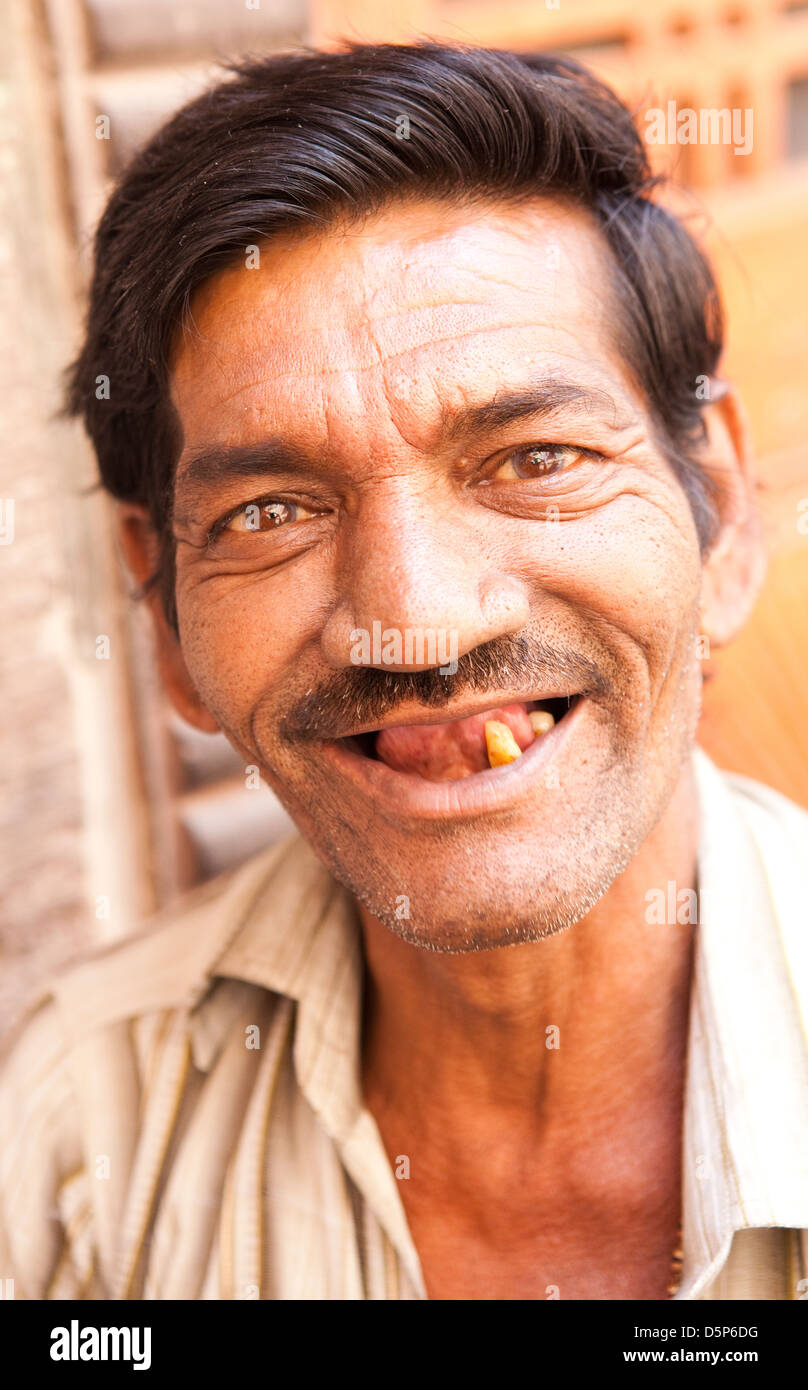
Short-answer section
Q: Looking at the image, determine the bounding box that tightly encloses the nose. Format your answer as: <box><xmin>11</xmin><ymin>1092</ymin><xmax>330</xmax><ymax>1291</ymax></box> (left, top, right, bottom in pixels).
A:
<box><xmin>320</xmin><ymin>478</ymin><xmax>530</xmax><ymax>671</ymax></box>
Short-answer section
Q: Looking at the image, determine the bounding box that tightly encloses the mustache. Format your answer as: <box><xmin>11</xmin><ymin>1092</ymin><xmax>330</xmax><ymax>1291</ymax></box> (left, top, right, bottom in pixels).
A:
<box><xmin>278</xmin><ymin>634</ymin><xmax>608</xmax><ymax>742</ymax></box>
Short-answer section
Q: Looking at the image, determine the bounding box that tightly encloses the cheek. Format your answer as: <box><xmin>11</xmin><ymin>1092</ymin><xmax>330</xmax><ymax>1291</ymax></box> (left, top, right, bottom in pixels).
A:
<box><xmin>586</xmin><ymin>513</ymin><xmax>700</xmax><ymax>650</ymax></box>
<box><xmin>174</xmin><ymin>578</ymin><xmax>312</xmax><ymax>735</ymax></box>
<box><xmin>515</xmin><ymin>495</ymin><xmax>703</xmax><ymax>697</ymax></box>
<box><xmin>589</xmin><ymin>509</ymin><xmax>703</xmax><ymax>728</ymax></box>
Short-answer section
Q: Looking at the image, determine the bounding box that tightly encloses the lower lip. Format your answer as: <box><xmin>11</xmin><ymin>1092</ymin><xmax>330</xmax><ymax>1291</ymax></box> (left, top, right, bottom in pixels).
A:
<box><xmin>319</xmin><ymin>697</ymin><xmax>588</xmax><ymax>822</ymax></box>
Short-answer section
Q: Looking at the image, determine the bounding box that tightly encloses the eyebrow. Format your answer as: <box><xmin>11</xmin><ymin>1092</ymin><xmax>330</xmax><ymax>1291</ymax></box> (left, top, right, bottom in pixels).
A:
<box><xmin>173</xmin><ymin>377</ymin><xmax>620</xmax><ymax>514</ymax></box>
<box><xmin>443</xmin><ymin>380</ymin><xmax>617</xmax><ymax>443</ymax></box>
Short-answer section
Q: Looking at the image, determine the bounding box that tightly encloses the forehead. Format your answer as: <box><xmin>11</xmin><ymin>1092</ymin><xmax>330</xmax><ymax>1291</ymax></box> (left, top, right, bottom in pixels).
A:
<box><xmin>170</xmin><ymin>198</ymin><xmax>638</xmax><ymax>462</ymax></box>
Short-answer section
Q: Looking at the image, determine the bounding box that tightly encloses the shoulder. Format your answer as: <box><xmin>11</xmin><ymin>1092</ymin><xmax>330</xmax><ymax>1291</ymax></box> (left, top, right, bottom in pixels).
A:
<box><xmin>0</xmin><ymin>833</ymin><xmax>312</xmax><ymax>1297</ymax></box>
<box><xmin>0</xmin><ymin>993</ymin><xmax>83</xmax><ymax>1205</ymax></box>
<box><xmin>694</xmin><ymin>745</ymin><xmax>808</xmax><ymax>860</ymax></box>
<box><xmin>712</xmin><ymin>757</ymin><xmax>808</xmax><ymax>896</ymax></box>
<box><xmin>0</xmin><ymin>823</ymin><xmax>333</xmax><ymax>1102</ymax></box>
<box><xmin>722</xmin><ymin>766</ymin><xmax>808</xmax><ymax>846</ymax></box>
<box><xmin>724</xmin><ymin>768</ymin><xmax>808</xmax><ymax>962</ymax></box>
<box><xmin>0</xmin><ymin>992</ymin><xmax>89</xmax><ymax>1295</ymax></box>
<box><xmin>0</xmin><ymin>992</ymin><xmax>75</xmax><ymax>1119</ymax></box>
<box><xmin>694</xmin><ymin>746</ymin><xmax>808</xmax><ymax>991</ymax></box>
<box><xmin>0</xmin><ymin>831</ymin><xmax>303</xmax><ymax>1144</ymax></box>
<box><xmin>41</xmin><ymin>831</ymin><xmax>306</xmax><ymax>1045</ymax></box>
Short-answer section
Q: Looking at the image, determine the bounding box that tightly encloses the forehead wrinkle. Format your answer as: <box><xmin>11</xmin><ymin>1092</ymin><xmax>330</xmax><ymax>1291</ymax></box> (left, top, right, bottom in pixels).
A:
<box><xmin>174</xmin><ymin>319</ymin><xmax>630</xmax><ymax>416</ymax></box>
<box><xmin>175</xmin><ymin>306</ymin><xmax>536</xmax><ymax>393</ymax></box>
<box><xmin>175</xmin><ymin>261</ymin><xmax>632</xmax><ymax>427</ymax></box>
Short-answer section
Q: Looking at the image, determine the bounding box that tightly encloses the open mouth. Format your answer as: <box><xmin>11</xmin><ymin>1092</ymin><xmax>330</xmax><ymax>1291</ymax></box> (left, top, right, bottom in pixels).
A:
<box><xmin>340</xmin><ymin>695</ymin><xmax>582</xmax><ymax>783</ymax></box>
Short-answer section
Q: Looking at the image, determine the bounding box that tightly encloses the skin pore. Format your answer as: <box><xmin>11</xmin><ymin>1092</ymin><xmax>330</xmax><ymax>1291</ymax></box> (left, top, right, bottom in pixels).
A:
<box><xmin>120</xmin><ymin>197</ymin><xmax>763</xmax><ymax>1299</ymax></box>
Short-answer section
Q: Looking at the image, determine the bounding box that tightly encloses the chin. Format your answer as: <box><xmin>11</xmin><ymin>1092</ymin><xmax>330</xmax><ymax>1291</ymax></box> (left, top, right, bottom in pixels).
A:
<box><xmin>312</xmin><ymin>812</ymin><xmax>645</xmax><ymax>954</ymax></box>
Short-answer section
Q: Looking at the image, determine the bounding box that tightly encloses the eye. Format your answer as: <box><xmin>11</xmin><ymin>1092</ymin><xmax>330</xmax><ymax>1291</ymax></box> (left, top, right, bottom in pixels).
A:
<box><xmin>219</xmin><ymin>498</ymin><xmax>318</xmax><ymax>534</ymax></box>
<box><xmin>491</xmin><ymin>443</ymin><xmax>590</xmax><ymax>481</ymax></box>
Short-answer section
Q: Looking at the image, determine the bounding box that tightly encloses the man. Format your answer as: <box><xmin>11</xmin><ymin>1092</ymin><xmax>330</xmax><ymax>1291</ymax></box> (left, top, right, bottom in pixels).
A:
<box><xmin>1</xmin><ymin>40</ymin><xmax>807</xmax><ymax>1302</ymax></box>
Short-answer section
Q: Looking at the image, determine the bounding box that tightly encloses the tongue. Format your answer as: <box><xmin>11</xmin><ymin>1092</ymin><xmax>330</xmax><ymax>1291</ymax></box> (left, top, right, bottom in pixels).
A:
<box><xmin>374</xmin><ymin>703</ymin><xmax>534</xmax><ymax>781</ymax></box>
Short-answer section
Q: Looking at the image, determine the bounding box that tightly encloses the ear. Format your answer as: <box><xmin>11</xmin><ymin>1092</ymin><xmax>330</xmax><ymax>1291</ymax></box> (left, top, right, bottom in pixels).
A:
<box><xmin>696</xmin><ymin>382</ymin><xmax>767</xmax><ymax>649</ymax></box>
<box><xmin>116</xmin><ymin>503</ymin><xmax>220</xmax><ymax>734</ymax></box>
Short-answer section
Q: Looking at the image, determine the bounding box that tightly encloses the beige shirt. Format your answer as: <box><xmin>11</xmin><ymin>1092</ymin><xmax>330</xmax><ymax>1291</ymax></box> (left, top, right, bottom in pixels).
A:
<box><xmin>1</xmin><ymin>747</ymin><xmax>808</xmax><ymax>1301</ymax></box>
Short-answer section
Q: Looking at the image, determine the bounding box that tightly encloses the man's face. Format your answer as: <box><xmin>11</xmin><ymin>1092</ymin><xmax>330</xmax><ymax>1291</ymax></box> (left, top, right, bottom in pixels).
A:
<box><xmin>169</xmin><ymin>198</ymin><xmax>706</xmax><ymax>950</ymax></box>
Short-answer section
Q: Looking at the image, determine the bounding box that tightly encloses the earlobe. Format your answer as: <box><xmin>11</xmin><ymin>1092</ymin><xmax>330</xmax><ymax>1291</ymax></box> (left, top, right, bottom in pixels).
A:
<box><xmin>116</xmin><ymin>503</ymin><xmax>220</xmax><ymax>734</ymax></box>
<box><xmin>697</xmin><ymin>383</ymin><xmax>767</xmax><ymax>649</ymax></box>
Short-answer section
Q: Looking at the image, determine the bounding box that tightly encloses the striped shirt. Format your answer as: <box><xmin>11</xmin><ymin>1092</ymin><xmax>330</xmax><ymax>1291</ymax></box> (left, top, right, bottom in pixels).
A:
<box><xmin>1</xmin><ymin>747</ymin><xmax>807</xmax><ymax>1300</ymax></box>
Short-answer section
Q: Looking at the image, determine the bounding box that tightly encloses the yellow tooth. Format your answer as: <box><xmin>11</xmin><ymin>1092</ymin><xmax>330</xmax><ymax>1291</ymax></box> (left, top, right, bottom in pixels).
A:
<box><xmin>529</xmin><ymin>709</ymin><xmax>556</xmax><ymax>737</ymax></box>
<box><xmin>485</xmin><ymin>720</ymin><xmax>522</xmax><ymax>767</ymax></box>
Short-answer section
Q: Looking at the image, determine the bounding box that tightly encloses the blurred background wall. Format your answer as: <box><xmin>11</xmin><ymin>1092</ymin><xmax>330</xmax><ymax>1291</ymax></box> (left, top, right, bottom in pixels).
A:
<box><xmin>2</xmin><ymin>0</ymin><xmax>807</xmax><ymax>1037</ymax></box>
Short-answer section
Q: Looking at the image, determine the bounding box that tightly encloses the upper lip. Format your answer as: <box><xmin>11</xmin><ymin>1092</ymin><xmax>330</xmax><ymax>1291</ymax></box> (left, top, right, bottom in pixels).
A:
<box><xmin>332</xmin><ymin>689</ymin><xmax>583</xmax><ymax>742</ymax></box>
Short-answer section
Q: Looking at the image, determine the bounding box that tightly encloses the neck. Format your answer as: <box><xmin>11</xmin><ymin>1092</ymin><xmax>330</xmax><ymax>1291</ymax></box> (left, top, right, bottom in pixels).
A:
<box><xmin>359</xmin><ymin>758</ymin><xmax>699</xmax><ymax>1158</ymax></box>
